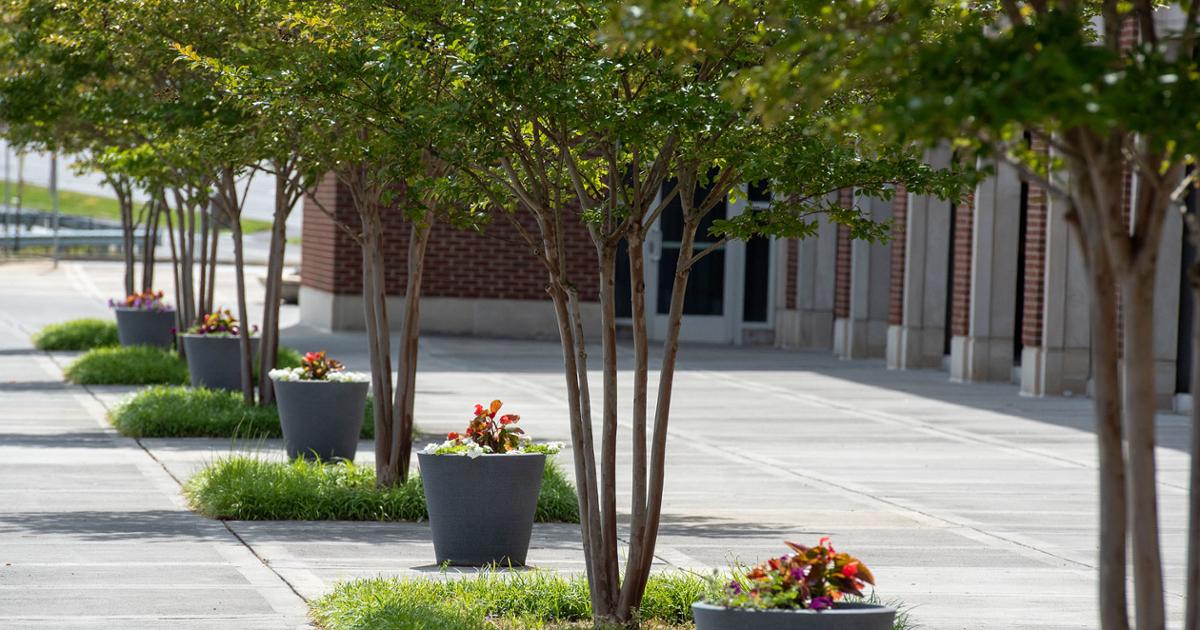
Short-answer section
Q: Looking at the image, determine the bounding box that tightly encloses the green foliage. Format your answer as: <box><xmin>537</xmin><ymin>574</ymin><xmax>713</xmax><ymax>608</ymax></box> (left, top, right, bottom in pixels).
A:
<box><xmin>184</xmin><ymin>456</ymin><xmax>579</xmax><ymax>523</ymax></box>
<box><xmin>310</xmin><ymin>571</ymin><xmax>706</xmax><ymax>630</ymax></box>
<box><xmin>65</xmin><ymin>346</ymin><xmax>188</xmax><ymax>385</ymax></box>
<box><xmin>109</xmin><ymin>385</ymin><xmax>373</xmax><ymax>439</ymax></box>
<box><xmin>32</xmin><ymin>318</ymin><xmax>118</xmax><ymax>351</ymax></box>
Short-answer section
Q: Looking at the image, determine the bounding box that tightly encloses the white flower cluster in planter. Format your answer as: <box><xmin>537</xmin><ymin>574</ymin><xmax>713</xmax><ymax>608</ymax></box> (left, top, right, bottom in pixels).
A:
<box><xmin>268</xmin><ymin>367</ymin><xmax>370</xmax><ymax>383</ymax></box>
<box><xmin>421</xmin><ymin>437</ymin><xmax>565</xmax><ymax>459</ymax></box>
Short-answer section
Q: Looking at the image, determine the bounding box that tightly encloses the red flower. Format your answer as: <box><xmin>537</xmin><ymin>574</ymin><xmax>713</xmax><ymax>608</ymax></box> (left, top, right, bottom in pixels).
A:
<box><xmin>446</xmin><ymin>432</ymin><xmax>460</xmax><ymax>440</ymax></box>
<box><xmin>842</xmin><ymin>562</ymin><xmax>858</xmax><ymax>579</ymax></box>
<box><xmin>474</xmin><ymin>404</ymin><xmax>485</xmax><ymax>416</ymax></box>
<box><xmin>500</xmin><ymin>415</ymin><xmax>514</xmax><ymax>425</ymax></box>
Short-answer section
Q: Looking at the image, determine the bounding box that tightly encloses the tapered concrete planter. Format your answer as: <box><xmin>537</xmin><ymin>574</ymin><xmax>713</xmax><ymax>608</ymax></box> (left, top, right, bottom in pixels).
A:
<box><xmin>274</xmin><ymin>379</ymin><xmax>367</xmax><ymax>462</ymax></box>
<box><xmin>417</xmin><ymin>452</ymin><xmax>545</xmax><ymax>566</ymax></box>
<box><xmin>692</xmin><ymin>603</ymin><xmax>895</xmax><ymax>630</ymax></box>
<box><xmin>181</xmin><ymin>334</ymin><xmax>259</xmax><ymax>392</ymax></box>
<box><xmin>114</xmin><ymin>308</ymin><xmax>176</xmax><ymax>349</ymax></box>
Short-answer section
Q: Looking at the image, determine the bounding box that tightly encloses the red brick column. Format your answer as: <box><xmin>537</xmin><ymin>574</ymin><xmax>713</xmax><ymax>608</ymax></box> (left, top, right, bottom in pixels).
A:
<box><xmin>949</xmin><ymin>193</ymin><xmax>975</xmax><ymax>337</ymax></box>
<box><xmin>1020</xmin><ymin>137</ymin><xmax>1049</xmax><ymax>349</ymax></box>
<box><xmin>833</xmin><ymin>189</ymin><xmax>854</xmax><ymax>320</ymax></box>
<box><xmin>887</xmin><ymin>184</ymin><xmax>908</xmax><ymax>326</ymax></box>
<box><xmin>300</xmin><ymin>173</ymin><xmax>363</xmax><ymax>295</ymax></box>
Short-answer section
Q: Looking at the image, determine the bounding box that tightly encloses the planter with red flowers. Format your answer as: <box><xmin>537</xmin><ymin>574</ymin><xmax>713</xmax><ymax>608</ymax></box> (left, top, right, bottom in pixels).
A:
<box><xmin>110</xmin><ymin>290</ymin><xmax>176</xmax><ymax>349</ymax></box>
<box><xmin>269</xmin><ymin>351</ymin><xmax>368</xmax><ymax>462</ymax></box>
<box><xmin>692</xmin><ymin>539</ymin><xmax>894</xmax><ymax>630</ymax></box>
<box><xmin>417</xmin><ymin>400</ymin><xmax>563</xmax><ymax>566</ymax></box>
<box><xmin>180</xmin><ymin>309</ymin><xmax>259</xmax><ymax>391</ymax></box>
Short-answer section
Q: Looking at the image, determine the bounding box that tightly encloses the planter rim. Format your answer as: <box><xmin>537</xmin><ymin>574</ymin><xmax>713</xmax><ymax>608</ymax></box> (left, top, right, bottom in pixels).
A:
<box><xmin>691</xmin><ymin>602</ymin><xmax>896</xmax><ymax>616</ymax></box>
<box><xmin>418</xmin><ymin>451</ymin><xmax>548</xmax><ymax>458</ymax></box>
<box><xmin>179</xmin><ymin>332</ymin><xmax>258</xmax><ymax>338</ymax></box>
<box><xmin>271</xmin><ymin>378</ymin><xmax>369</xmax><ymax>384</ymax></box>
<box><xmin>112</xmin><ymin>306</ymin><xmax>176</xmax><ymax>312</ymax></box>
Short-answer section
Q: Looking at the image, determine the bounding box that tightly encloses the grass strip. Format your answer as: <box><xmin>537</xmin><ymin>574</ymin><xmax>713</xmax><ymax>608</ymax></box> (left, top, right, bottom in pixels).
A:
<box><xmin>310</xmin><ymin>571</ymin><xmax>707</xmax><ymax>630</ymax></box>
<box><xmin>109</xmin><ymin>384</ymin><xmax>374</xmax><ymax>439</ymax></box>
<box><xmin>32</xmin><ymin>318</ymin><xmax>119</xmax><ymax>350</ymax></box>
<box><xmin>184</xmin><ymin>456</ymin><xmax>580</xmax><ymax>523</ymax></box>
<box><xmin>10</xmin><ymin>182</ymin><xmax>272</xmax><ymax>232</ymax></box>
<box><xmin>65</xmin><ymin>345</ymin><xmax>302</xmax><ymax>386</ymax></box>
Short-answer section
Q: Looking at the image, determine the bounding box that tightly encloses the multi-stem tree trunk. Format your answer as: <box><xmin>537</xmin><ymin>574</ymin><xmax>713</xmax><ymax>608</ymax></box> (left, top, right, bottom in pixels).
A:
<box><xmin>259</xmin><ymin>158</ymin><xmax>302</xmax><ymax>407</ymax></box>
<box><xmin>219</xmin><ymin>167</ymin><xmax>256</xmax><ymax>407</ymax></box>
<box><xmin>141</xmin><ymin>199</ymin><xmax>159</xmax><ymax>292</ymax></box>
<box><xmin>388</xmin><ymin>207</ymin><xmax>435</xmax><ymax>484</ymax></box>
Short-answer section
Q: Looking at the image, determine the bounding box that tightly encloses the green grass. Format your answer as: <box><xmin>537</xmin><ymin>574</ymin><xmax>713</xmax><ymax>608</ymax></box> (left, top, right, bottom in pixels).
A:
<box><xmin>310</xmin><ymin>574</ymin><xmax>917</xmax><ymax>630</ymax></box>
<box><xmin>32</xmin><ymin>318</ymin><xmax>119</xmax><ymax>350</ymax></box>
<box><xmin>310</xmin><ymin>572</ymin><xmax>706</xmax><ymax>630</ymax></box>
<box><xmin>65</xmin><ymin>345</ymin><xmax>189</xmax><ymax>385</ymax></box>
<box><xmin>184</xmin><ymin>456</ymin><xmax>580</xmax><ymax>523</ymax></box>
<box><xmin>63</xmin><ymin>344</ymin><xmax>302</xmax><ymax>386</ymax></box>
<box><xmin>7</xmin><ymin>182</ymin><xmax>273</xmax><ymax>232</ymax></box>
<box><xmin>109</xmin><ymin>384</ymin><xmax>375</xmax><ymax>439</ymax></box>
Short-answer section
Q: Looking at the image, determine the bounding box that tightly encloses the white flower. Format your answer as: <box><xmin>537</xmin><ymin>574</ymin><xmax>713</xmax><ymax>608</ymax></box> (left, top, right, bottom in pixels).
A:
<box><xmin>268</xmin><ymin>367</ymin><xmax>369</xmax><ymax>383</ymax></box>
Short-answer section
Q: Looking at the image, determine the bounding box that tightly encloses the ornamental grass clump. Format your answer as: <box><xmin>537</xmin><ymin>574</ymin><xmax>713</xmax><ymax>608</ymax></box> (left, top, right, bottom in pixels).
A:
<box><xmin>711</xmin><ymin>539</ymin><xmax>876</xmax><ymax>612</ymax></box>
<box><xmin>421</xmin><ymin>399</ymin><xmax>563</xmax><ymax>458</ymax></box>
<box><xmin>32</xmin><ymin>318</ymin><xmax>119</xmax><ymax>350</ymax></box>
<box><xmin>65</xmin><ymin>346</ymin><xmax>188</xmax><ymax>385</ymax></box>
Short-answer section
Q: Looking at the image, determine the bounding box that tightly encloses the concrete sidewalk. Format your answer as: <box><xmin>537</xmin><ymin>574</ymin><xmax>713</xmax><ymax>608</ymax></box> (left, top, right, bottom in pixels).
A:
<box><xmin>0</xmin><ymin>259</ymin><xmax>1193</xmax><ymax>629</ymax></box>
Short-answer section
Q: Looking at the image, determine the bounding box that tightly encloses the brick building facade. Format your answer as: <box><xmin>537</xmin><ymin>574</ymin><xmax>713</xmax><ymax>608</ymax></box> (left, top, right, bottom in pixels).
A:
<box><xmin>299</xmin><ymin>151</ymin><xmax>1195</xmax><ymax>410</ymax></box>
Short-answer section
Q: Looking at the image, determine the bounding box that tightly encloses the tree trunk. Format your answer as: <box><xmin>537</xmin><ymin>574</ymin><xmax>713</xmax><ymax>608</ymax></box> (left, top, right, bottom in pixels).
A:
<box><xmin>141</xmin><ymin>199</ymin><xmax>159</xmax><ymax>292</ymax></box>
<box><xmin>619</xmin><ymin>233</ymin><xmax>651</xmax><ymax>615</ymax></box>
<box><xmin>206</xmin><ymin>214</ymin><xmax>220</xmax><ymax>317</ymax></box>
<box><xmin>1122</xmin><ymin>266</ymin><xmax>1166</xmax><ymax>630</ymax></box>
<box><xmin>1086</xmin><ymin>234</ymin><xmax>1131</xmax><ymax>630</ymax></box>
<box><xmin>162</xmin><ymin>195</ymin><xmax>185</xmax><ymax>350</ymax></box>
<box><xmin>231</xmin><ymin>216</ymin><xmax>255</xmax><ymax>406</ymax></box>
<box><xmin>113</xmin><ymin>180</ymin><xmax>135</xmax><ymax>296</ymax></box>
<box><xmin>1187</xmin><ymin>263</ymin><xmax>1200</xmax><ymax>630</ymax></box>
<box><xmin>258</xmin><ymin>173</ymin><xmax>290</xmax><ymax>406</ymax></box>
<box><xmin>389</xmin><ymin>209</ymin><xmax>434</xmax><ymax>485</ymax></box>
<box><xmin>596</xmin><ymin>241</ymin><xmax>621</xmax><ymax>611</ymax></box>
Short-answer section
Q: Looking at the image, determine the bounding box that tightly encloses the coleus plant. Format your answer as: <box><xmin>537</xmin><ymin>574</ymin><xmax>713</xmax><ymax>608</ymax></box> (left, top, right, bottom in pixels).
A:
<box><xmin>422</xmin><ymin>400</ymin><xmax>562</xmax><ymax>458</ymax></box>
<box><xmin>186</xmin><ymin>308</ymin><xmax>256</xmax><ymax>336</ymax></box>
<box><xmin>109</xmin><ymin>290</ymin><xmax>171</xmax><ymax>311</ymax></box>
<box><xmin>713</xmin><ymin>539</ymin><xmax>875</xmax><ymax>611</ymax></box>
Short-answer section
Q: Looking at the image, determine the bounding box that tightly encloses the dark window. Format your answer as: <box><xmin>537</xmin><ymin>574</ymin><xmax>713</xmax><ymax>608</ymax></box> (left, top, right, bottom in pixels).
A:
<box><xmin>743</xmin><ymin>237</ymin><xmax>770</xmax><ymax>322</ymax></box>
<box><xmin>657</xmin><ymin>248</ymin><xmax>726</xmax><ymax>315</ymax></box>
<box><xmin>748</xmin><ymin>180</ymin><xmax>772</xmax><ymax>203</ymax></box>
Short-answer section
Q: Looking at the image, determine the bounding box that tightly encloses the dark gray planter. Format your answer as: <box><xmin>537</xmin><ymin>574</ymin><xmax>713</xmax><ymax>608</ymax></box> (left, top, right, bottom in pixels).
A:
<box><xmin>274</xmin><ymin>379</ymin><xmax>368</xmax><ymax>462</ymax></box>
<box><xmin>692</xmin><ymin>603</ymin><xmax>896</xmax><ymax>630</ymax></box>
<box><xmin>181</xmin><ymin>334</ymin><xmax>259</xmax><ymax>392</ymax></box>
<box><xmin>417</xmin><ymin>452</ymin><xmax>545</xmax><ymax>566</ymax></box>
<box><xmin>114</xmin><ymin>308</ymin><xmax>176</xmax><ymax>349</ymax></box>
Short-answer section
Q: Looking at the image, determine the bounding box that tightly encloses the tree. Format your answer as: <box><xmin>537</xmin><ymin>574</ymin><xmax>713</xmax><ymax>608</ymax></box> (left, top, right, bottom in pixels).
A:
<box><xmin>449</xmin><ymin>0</ymin><xmax>973</xmax><ymax>623</ymax></box>
<box><xmin>654</xmin><ymin>1</ymin><xmax>1200</xmax><ymax>627</ymax></box>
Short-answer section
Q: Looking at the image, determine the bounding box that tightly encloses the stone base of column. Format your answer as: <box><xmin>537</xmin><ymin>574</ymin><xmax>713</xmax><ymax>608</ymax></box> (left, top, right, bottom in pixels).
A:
<box><xmin>886</xmin><ymin>324</ymin><xmax>943</xmax><ymax>369</ymax></box>
<box><xmin>777</xmin><ymin>308</ymin><xmax>834</xmax><ymax>350</ymax></box>
<box><xmin>949</xmin><ymin>335</ymin><xmax>1015</xmax><ymax>383</ymax></box>
<box><xmin>835</xmin><ymin>317</ymin><xmax>888</xmax><ymax>359</ymax></box>
<box><xmin>299</xmin><ymin>285</ymin><xmax>596</xmax><ymax>339</ymax></box>
<box><xmin>1019</xmin><ymin>345</ymin><xmax>1089</xmax><ymax>397</ymax></box>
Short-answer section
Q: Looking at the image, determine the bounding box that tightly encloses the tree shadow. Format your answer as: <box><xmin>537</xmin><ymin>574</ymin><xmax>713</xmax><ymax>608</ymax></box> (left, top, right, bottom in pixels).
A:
<box><xmin>0</xmin><ymin>510</ymin><xmax>228</xmax><ymax>542</ymax></box>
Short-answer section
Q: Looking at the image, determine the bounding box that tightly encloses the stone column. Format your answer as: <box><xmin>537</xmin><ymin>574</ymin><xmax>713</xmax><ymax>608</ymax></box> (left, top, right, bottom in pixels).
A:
<box><xmin>780</xmin><ymin>196</ymin><xmax>839</xmax><ymax>350</ymax></box>
<box><xmin>949</xmin><ymin>162</ymin><xmax>1022</xmax><ymax>382</ymax></box>
<box><xmin>887</xmin><ymin>149</ymin><xmax>953</xmax><ymax>369</ymax></box>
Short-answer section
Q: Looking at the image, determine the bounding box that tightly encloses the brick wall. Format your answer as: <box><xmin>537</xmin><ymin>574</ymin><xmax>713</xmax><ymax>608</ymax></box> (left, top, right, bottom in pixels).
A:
<box><xmin>301</xmin><ymin>173</ymin><xmax>600</xmax><ymax>302</ymax></box>
<box><xmin>949</xmin><ymin>193</ymin><xmax>975</xmax><ymax>337</ymax></box>
<box><xmin>833</xmin><ymin>189</ymin><xmax>854</xmax><ymax>319</ymax></box>
<box><xmin>1021</xmin><ymin>136</ymin><xmax>1049</xmax><ymax>348</ymax></box>
<box><xmin>887</xmin><ymin>184</ymin><xmax>908</xmax><ymax>326</ymax></box>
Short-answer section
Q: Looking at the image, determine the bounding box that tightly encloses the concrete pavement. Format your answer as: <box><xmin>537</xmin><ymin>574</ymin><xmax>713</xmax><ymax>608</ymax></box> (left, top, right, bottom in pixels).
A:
<box><xmin>0</xmin><ymin>259</ymin><xmax>1193</xmax><ymax>629</ymax></box>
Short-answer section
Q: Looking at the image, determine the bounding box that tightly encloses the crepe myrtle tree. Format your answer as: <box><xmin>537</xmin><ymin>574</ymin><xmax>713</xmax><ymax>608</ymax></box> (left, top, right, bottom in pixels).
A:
<box><xmin>186</xmin><ymin>0</ymin><xmax>486</xmax><ymax>484</ymax></box>
<box><xmin>0</xmin><ymin>0</ymin><xmax>167</xmax><ymax>295</ymax></box>
<box><xmin>632</xmin><ymin>1</ymin><xmax>1200</xmax><ymax>628</ymax></box>
<box><xmin>449</xmin><ymin>0</ymin><xmax>973</xmax><ymax>623</ymax></box>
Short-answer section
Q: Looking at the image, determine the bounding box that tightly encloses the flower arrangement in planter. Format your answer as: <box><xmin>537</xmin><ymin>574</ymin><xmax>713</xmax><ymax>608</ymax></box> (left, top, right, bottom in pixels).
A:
<box><xmin>109</xmin><ymin>290</ymin><xmax>176</xmax><ymax>348</ymax></box>
<box><xmin>269</xmin><ymin>351</ymin><xmax>369</xmax><ymax>462</ymax></box>
<box><xmin>693</xmin><ymin>539</ymin><xmax>894</xmax><ymax>630</ymax></box>
<box><xmin>418</xmin><ymin>400</ymin><xmax>562</xmax><ymax>566</ymax></box>
<box><xmin>180</xmin><ymin>308</ymin><xmax>260</xmax><ymax>391</ymax></box>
